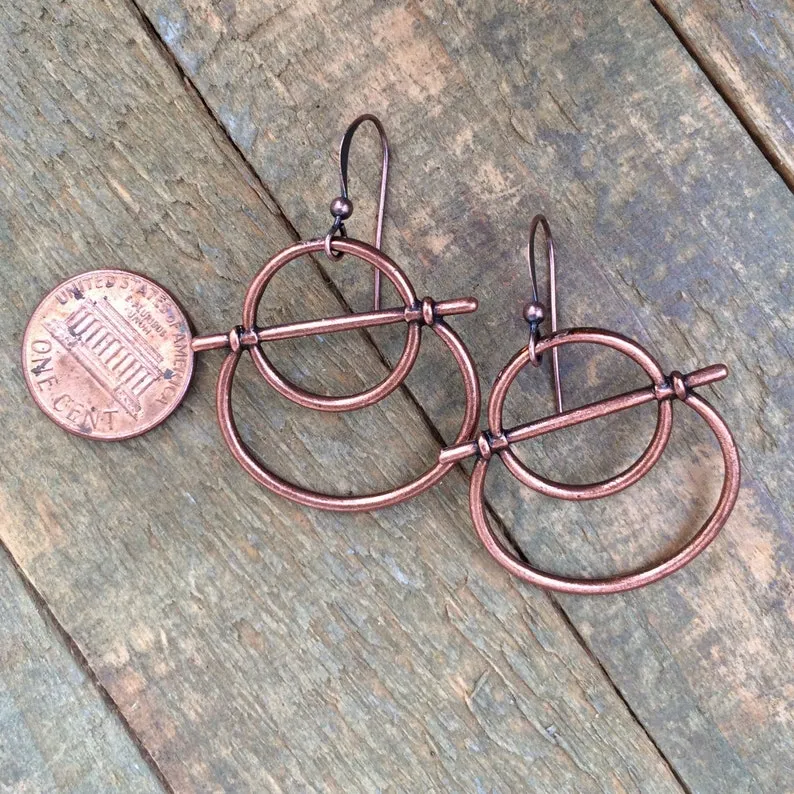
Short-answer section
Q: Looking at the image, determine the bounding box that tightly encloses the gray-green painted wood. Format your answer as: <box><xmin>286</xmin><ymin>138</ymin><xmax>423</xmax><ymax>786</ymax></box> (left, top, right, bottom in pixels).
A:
<box><xmin>0</xmin><ymin>0</ymin><xmax>687</xmax><ymax>791</ymax></box>
<box><xmin>657</xmin><ymin>0</ymin><xmax>794</xmax><ymax>187</ymax></box>
<box><xmin>135</xmin><ymin>0</ymin><xmax>794</xmax><ymax>791</ymax></box>
<box><xmin>0</xmin><ymin>547</ymin><xmax>165</xmax><ymax>793</ymax></box>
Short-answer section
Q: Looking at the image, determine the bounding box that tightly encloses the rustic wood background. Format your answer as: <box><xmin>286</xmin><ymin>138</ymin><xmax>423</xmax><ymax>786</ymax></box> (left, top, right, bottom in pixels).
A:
<box><xmin>2</xmin><ymin>0</ymin><xmax>792</xmax><ymax>791</ymax></box>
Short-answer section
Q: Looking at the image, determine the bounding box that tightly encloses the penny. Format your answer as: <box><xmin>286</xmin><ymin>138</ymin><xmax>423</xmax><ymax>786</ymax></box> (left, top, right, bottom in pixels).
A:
<box><xmin>22</xmin><ymin>269</ymin><xmax>194</xmax><ymax>440</ymax></box>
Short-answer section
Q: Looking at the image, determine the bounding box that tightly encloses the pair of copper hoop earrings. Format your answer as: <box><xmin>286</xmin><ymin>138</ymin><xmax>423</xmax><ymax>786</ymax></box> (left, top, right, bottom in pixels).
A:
<box><xmin>22</xmin><ymin>115</ymin><xmax>740</xmax><ymax>595</ymax></box>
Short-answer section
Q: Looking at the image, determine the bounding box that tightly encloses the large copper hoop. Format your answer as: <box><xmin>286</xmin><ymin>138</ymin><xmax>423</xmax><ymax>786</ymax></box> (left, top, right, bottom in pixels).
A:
<box><xmin>216</xmin><ymin>315</ymin><xmax>479</xmax><ymax>511</ymax></box>
<box><xmin>215</xmin><ymin>236</ymin><xmax>481</xmax><ymax>511</ymax></box>
<box><xmin>440</xmin><ymin>327</ymin><xmax>741</xmax><ymax>594</ymax></box>
<box><xmin>469</xmin><ymin>388</ymin><xmax>739</xmax><ymax>594</ymax></box>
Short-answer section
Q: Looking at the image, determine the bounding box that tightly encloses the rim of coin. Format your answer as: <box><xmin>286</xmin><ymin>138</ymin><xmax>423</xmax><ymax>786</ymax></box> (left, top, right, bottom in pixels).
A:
<box><xmin>22</xmin><ymin>268</ymin><xmax>195</xmax><ymax>441</ymax></box>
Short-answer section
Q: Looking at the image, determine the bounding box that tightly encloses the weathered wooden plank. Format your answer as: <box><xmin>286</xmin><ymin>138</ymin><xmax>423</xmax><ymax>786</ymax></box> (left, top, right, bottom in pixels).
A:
<box><xmin>654</xmin><ymin>0</ymin><xmax>794</xmax><ymax>187</ymax></box>
<box><xmin>0</xmin><ymin>0</ymin><xmax>683</xmax><ymax>791</ymax></box>
<box><xmin>0</xmin><ymin>546</ymin><xmax>165</xmax><ymax>793</ymax></box>
<box><xmin>136</xmin><ymin>0</ymin><xmax>794</xmax><ymax>791</ymax></box>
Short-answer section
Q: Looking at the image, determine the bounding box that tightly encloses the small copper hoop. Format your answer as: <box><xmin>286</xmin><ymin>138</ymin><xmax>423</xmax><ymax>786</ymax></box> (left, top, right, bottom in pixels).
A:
<box><xmin>243</xmin><ymin>238</ymin><xmax>421</xmax><ymax>412</ymax></box>
<box><xmin>491</xmin><ymin>329</ymin><xmax>673</xmax><ymax>500</ymax></box>
<box><xmin>216</xmin><ymin>317</ymin><xmax>480</xmax><ymax>511</ymax></box>
<box><xmin>469</xmin><ymin>387</ymin><xmax>740</xmax><ymax>594</ymax></box>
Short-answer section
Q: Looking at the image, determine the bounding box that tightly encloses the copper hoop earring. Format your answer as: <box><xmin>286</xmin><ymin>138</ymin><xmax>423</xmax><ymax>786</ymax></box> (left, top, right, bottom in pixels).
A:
<box><xmin>203</xmin><ymin>115</ymin><xmax>481</xmax><ymax>511</ymax></box>
<box><xmin>440</xmin><ymin>215</ymin><xmax>740</xmax><ymax>594</ymax></box>
<box><xmin>21</xmin><ymin>114</ymin><xmax>480</xmax><ymax>513</ymax></box>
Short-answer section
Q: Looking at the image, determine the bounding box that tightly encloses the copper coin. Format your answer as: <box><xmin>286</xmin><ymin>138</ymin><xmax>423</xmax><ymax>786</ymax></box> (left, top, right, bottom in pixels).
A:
<box><xmin>22</xmin><ymin>269</ymin><xmax>194</xmax><ymax>440</ymax></box>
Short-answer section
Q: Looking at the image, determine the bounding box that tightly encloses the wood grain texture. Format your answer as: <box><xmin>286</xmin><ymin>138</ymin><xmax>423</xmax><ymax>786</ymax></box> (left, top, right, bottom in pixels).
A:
<box><xmin>135</xmin><ymin>0</ymin><xmax>794</xmax><ymax>791</ymax></box>
<box><xmin>0</xmin><ymin>0</ymin><xmax>684</xmax><ymax>791</ymax></box>
<box><xmin>655</xmin><ymin>0</ymin><xmax>794</xmax><ymax>187</ymax></box>
<box><xmin>0</xmin><ymin>546</ymin><xmax>165</xmax><ymax>793</ymax></box>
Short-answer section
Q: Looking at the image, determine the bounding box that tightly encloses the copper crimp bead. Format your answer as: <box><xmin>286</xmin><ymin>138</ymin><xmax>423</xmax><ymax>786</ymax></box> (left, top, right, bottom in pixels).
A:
<box><xmin>490</xmin><ymin>433</ymin><xmax>509</xmax><ymax>453</ymax></box>
<box><xmin>522</xmin><ymin>300</ymin><xmax>546</xmax><ymax>325</ymax></box>
<box><xmin>329</xmin><ymin>196</ymin><xmax>353</xmax><ymax>220</ymax></box>
<box><xmin>524</xmin><ymin>300</ymin><xmax>546</xmax><ymax>368</ymax></box>
<box><xmin>476</xmin><ymin>432</ymin><xmax>493</xmax><ymax>461</ymax></box>
<box><xmin>670</xmin><ymin>370</ymin><xmax>688</xmax><ymax>401</ymax></box>
<box><xmin>228</xmin><ymin>326</ymin><xmax>259</xmax><ymax>353</ymax></box>
<box><xmin>474</xmin><ymin>430</ymin><xmax>509</xmax><ymax>461</ymax></box>
<box><xmin>421</xmin><ymin>297</ymin><xmax>436</xmax><ymax>326</ymax></box>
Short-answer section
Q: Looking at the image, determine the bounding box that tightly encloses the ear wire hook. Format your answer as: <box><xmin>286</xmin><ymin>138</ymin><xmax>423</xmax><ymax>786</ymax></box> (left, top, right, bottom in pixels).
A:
<box><xmin>525</xmin><ymin>214</ymin><xmax>563</xmax><ymax>413</ymax></box>
<box><xmin>325</xmin><ymin>114</ymin><xmax>390</xmax><ymax>310</ymax></box>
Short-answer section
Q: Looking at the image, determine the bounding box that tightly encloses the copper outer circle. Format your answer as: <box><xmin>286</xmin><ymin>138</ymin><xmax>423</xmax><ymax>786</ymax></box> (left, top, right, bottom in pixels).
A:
<box><xmin>491</xmin><ymin>329</ymin><xmax>674</xmax><ymax>499</ymax></box>
<box><xmin>216</xmin><ymin>319</ymin><xmax>480</xmax><ymax>511</ymax></box>
<box><xmin>469</xmin><ymin>388</ymin><xmax>740</xmax><ymax>594</ymax></box>
<box><xmin>243</xmin><ymin>238</ymin><xmax>421</xmax><ymax>412</ymax></box>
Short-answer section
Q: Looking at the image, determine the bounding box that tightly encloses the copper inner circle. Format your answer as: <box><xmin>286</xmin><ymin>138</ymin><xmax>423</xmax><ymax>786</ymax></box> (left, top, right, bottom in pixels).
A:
<box><xmin>243</xmin><ymin>238</ymin><xmax>421</xmax><ymax>412</ymax></box>
<box><xmin>491</xmin><ymin>329</ymin><xmax>673</xmax><ymax>500</ymax></box>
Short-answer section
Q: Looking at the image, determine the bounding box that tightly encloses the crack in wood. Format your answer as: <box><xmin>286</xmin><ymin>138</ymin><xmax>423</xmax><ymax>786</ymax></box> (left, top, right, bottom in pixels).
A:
<box><xmin>649</xmin><ymin>0</ymin><xmax>794</xmax><ymax>192</ymax></box>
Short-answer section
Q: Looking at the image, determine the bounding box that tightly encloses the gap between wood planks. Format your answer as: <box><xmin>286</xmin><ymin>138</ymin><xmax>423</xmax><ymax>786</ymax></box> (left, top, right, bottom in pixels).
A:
<box><xmin>649</xmin><ymin>0</ymin><xmax>794</xmax><ymax>193</ymax></box>
<box><xmin>0</xmin><ymin>541</ymin><xmax>175</xmax><ymax>794</ymax></box>
<box><xmin>3</xmin><ymin>0</ymin><xmax>705</xmax><ymax>788</ymax></box>
<box><xmin>121</xmin><ymin>0</ymin><xmax>696</xmax><ymax>788</ymax></box>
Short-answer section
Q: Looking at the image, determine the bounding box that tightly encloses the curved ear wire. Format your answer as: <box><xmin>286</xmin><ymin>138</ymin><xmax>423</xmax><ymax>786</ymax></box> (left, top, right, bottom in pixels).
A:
<box><xmin>326</xmin><ymin>114</ymin><xmax>390</xmax><ymax>309</ymax></box>
<box><xmin>527</xmin><ymin>214</ymin><xmax>563</xmax><ymax>412</ymax></box>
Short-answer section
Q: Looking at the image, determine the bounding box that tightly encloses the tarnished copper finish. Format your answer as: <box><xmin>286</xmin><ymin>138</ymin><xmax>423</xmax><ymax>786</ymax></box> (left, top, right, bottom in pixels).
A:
<box><xmin>22</xmin><ymin>269</ymin><xmax>194</xmax><ymax>440</ymax></box>
<box><xmin>526</xmin><ymin>214</ymin><xmax>562</xmax><ymax>411</ymax></box>
<box><xmin>195</xmin><ymin>111</ymin><xmax>482</xmax><ymax>509</ymax></box>
<box><xmin>214</xmin><ymin>236</ymin><xmax>480</xmax><ymax>510</ymax></box>
<box><xmin>22</xmin><ymin>247</ymin><xmax>480</xmax><ymax>510</ymax></box>
<box><xmin>22</xmin><ymin>115</ymin><xmax>481</xmax><ymax>514</ymax></box>
<box><xmin>325</xmin><ymin>114</ymin><xmax>389</xmax><ymax>309</ymax></box>
<box><xmin>440</xmin><ymin>216</ymin><xmax>741</xmax><ymax>594</ymax></box>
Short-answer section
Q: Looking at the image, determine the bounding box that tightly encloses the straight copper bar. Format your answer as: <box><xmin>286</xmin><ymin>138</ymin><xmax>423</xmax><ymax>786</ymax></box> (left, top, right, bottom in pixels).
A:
<box><xmin>439</xmin><ymin>363</ymin><xmax>728</xmax><ymax>465</ymax></box>
<box><xmin>506</xmin><ymin>386</ymin><xmax>654</xmax><ymax>446</ymax></box>
<box><xmin>191</xmin><ymin>333</ymin><xmax>230</xmax><ymax>353</ymax></box>
<box><xmin>256</xmin><ymin>307</ymin><xmax>406</xmax><ymax>342</ymax></box>
<box><xmin>191</xmin><ymin>297</ymin><xmax>478</xmax><ymax>352</ymax></box>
